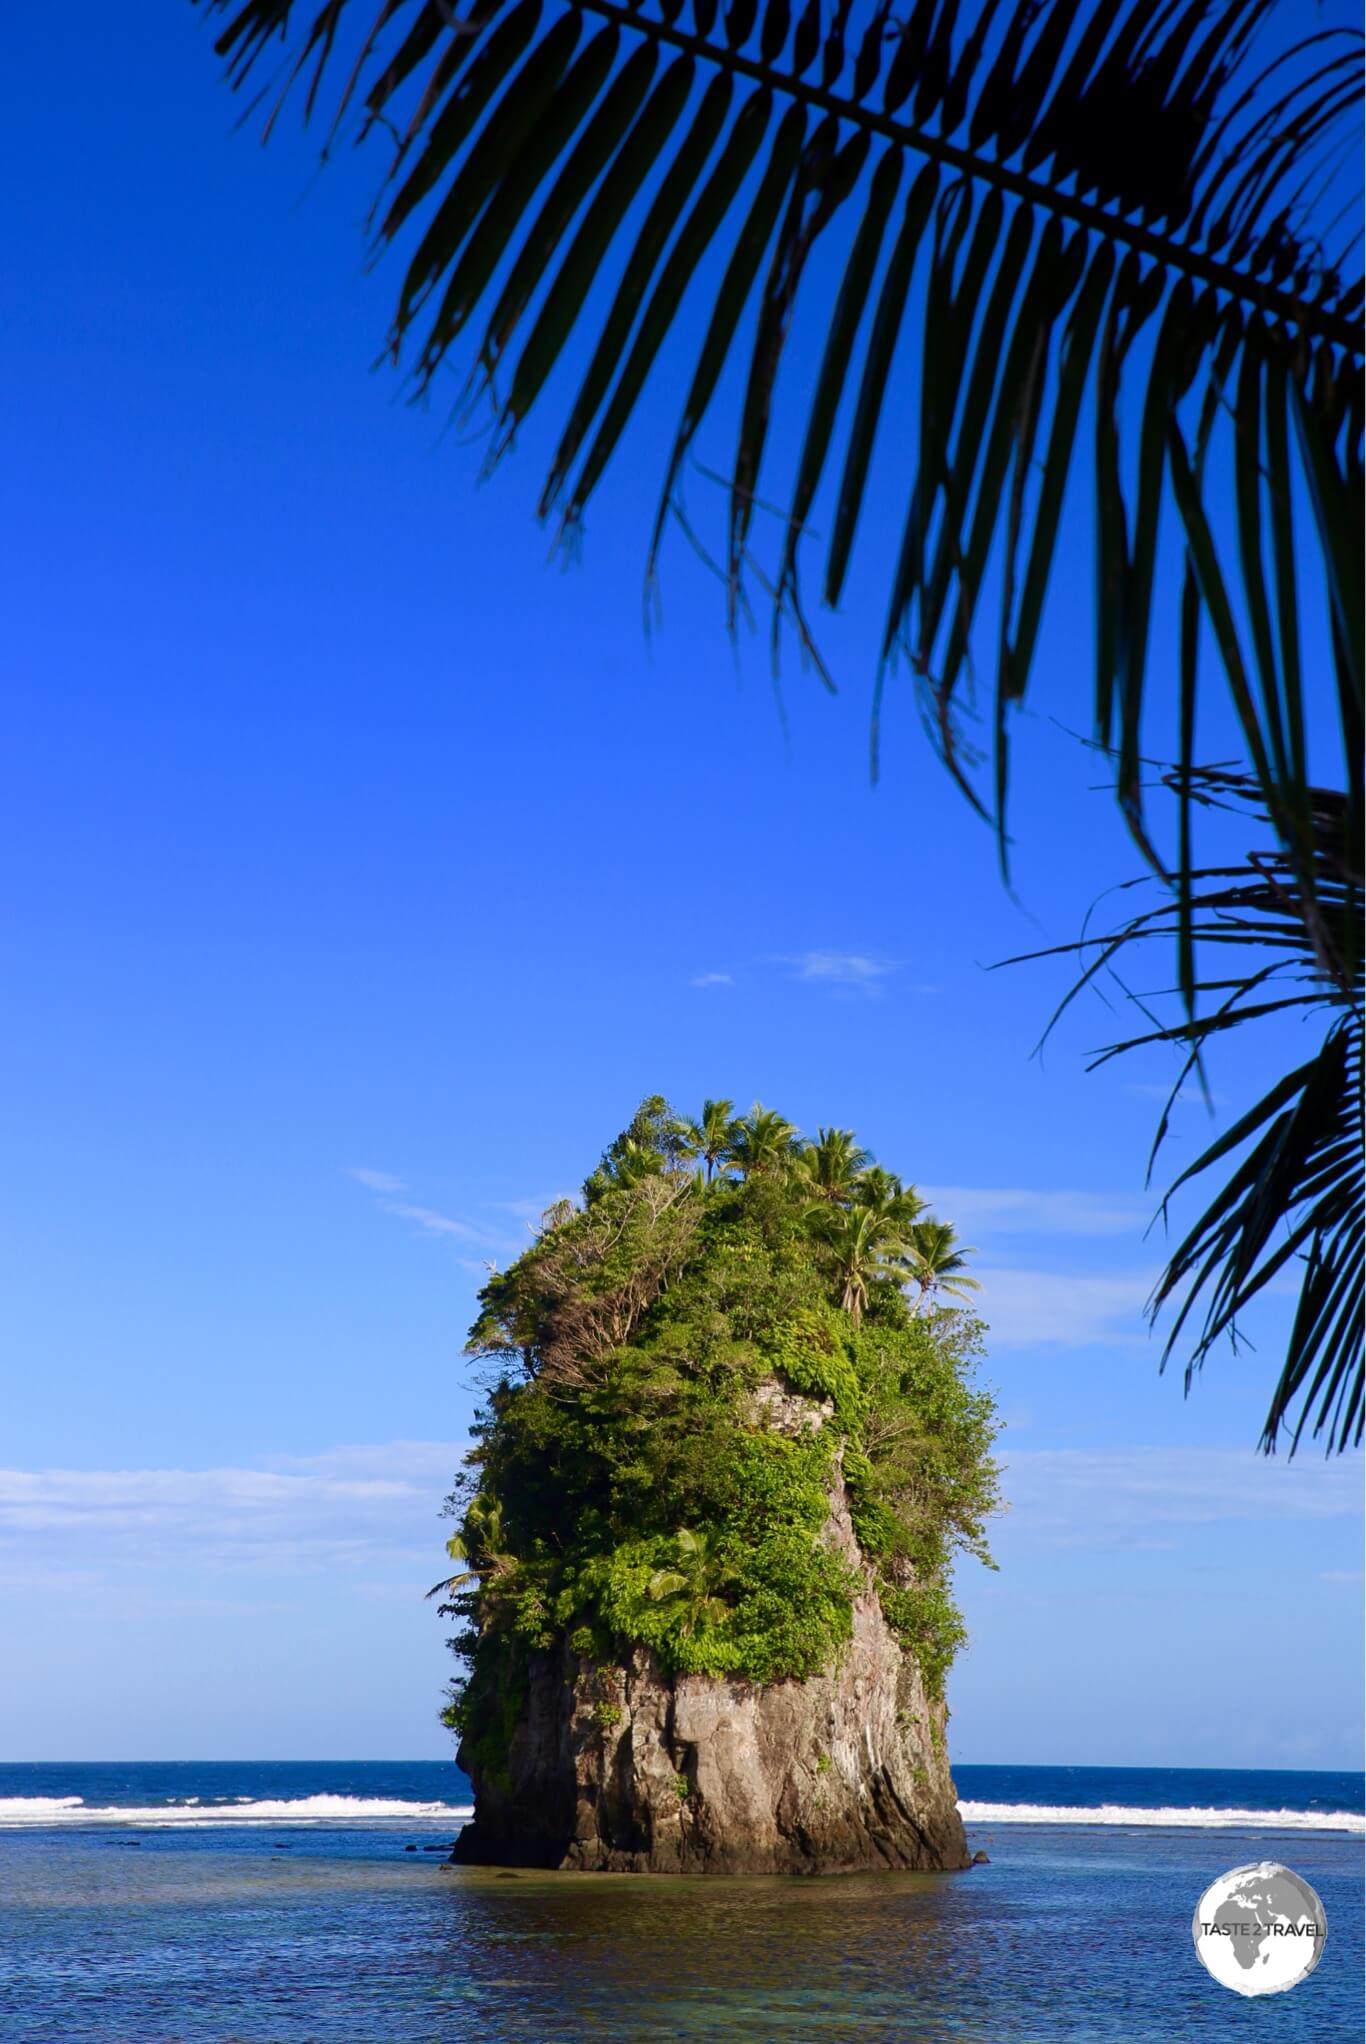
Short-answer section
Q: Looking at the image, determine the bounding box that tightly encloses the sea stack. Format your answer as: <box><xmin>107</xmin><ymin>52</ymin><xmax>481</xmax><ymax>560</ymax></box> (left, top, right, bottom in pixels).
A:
<box><xmin>440</xmin><ymin>1098</ymin><xmax>997</xmax><ymax>1875</ymax></box>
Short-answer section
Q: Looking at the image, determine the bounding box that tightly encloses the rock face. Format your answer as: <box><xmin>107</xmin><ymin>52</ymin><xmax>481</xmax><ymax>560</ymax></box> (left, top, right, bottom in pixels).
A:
<box><xmin>452</xmin><ymin>1398</ymin><xmax>970</xmax><ymax>1874</ymax></box>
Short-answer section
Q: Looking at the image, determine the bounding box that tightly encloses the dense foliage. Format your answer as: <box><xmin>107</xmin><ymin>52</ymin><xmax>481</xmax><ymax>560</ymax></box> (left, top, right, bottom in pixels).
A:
<box><xmin>439</xmin><ymin>1098</ymin><xmax>998</xmax><ymax>1772</ymax></box>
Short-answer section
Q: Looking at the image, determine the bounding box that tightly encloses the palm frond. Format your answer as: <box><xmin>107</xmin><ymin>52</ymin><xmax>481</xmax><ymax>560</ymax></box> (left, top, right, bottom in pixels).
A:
<box><xmin>201</xmin><ymin>3</ymin><xmax>1363</xmax><ymax>1458</ymax></box>
<box><xmin>1009</xmin><ymin>770</ymin><xmax>1363</xmax><ymax>1455</ymax></box>
<box><xmin>200</xmin><ymin>0</ymin><xmax>1362</xmax><ymax>905</ymax></box>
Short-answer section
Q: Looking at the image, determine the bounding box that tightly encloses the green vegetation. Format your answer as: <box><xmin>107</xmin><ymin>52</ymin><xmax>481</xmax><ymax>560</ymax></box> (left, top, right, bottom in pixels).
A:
<box><xmin>438</xmin><ymin>1098</ymin><xmax>998</xmax><ymax>1768</ymax></box>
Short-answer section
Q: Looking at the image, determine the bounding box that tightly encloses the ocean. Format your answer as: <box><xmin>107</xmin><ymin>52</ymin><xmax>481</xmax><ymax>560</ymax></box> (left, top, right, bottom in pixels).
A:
<box><xmin>1</xmin><ymin>1761</ymin><xmax>1360</xmax><ymax>2041</ymax></box>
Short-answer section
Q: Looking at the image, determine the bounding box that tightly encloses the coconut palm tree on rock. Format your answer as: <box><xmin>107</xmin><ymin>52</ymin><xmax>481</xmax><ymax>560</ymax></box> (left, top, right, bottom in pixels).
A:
<box><xmin>814</xmin><ymin>1202</ymin><xmax>904</xmax><ymax>1328</ymax></box>
<box><xmin>800</xmin><ymin>1126</ymin><xmax>873</xmax><ymax>1204</ymax></box>
<box><xmin>673</xmin><ymin>1097</ymin><xmax>739</xmax><ymax>1183</ymax></box>
<box><xmin>904</xmin><ymin>1221</ymin><xmax>983</xmax><ymax>1316</ymax></box>
<box><xmin>854</xmin><ymin>1166</ymin><xmax>927</xmax><ymax>1239</ymax></box>
<box><xmin>729</xmin><ymin>1106</ymin><xmax>801</xmax><ymax>1178</ymax></box>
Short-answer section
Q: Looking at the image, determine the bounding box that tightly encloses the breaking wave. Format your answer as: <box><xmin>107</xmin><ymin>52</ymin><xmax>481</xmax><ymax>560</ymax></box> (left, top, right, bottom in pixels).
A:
<box><xmin>958</xmin><ymin>1800</ymin><xmax>1364</xmax><ymax>1835</ymax></box>
<box><xmin>0</xmin><ymin>1794</ymin><xmax>473</xmax><ymax>1828</ymax></box>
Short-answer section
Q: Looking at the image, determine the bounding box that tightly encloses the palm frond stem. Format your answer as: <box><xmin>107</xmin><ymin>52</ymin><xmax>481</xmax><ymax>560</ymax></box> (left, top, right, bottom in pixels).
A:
<box><xmin>478</xmin><ymin>0</ymin><xmax>1363</xmax><ymax>350</ymax></box>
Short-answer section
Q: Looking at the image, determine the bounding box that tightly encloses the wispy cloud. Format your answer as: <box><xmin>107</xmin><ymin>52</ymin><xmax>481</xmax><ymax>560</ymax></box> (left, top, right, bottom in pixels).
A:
<box><xmin>972</xmin><ymin>1246</ymin><xmax>1305</xmax><ymax>1345</ymax></box>
<box><xmin>925</xmin><ymin>1186</ymin><xmax>1151</xmax><ymax>1238</ymax></box>
<box><xmin>346</xmin><ymin>1166</ymin><xmax>406</xmax><ymax>1194</ymax></box>
<box><xmin>494</xmin><ymin>1194</ymin><xmax>577</xmax><ymax>1223</ymax></box>
<box><xmin>346</xmin><ymin>1168</ymin><xmax>516</xmax><ymax>1254</ymax></box>
<box><xmin>381</xmin><ymin>1200</ymin><xmax>487</xmax><ymax>1243</ymax></box>
<box><xmin>268</xmin><ymin>1441</ymin><xmax>470</xmax><ymax>1482</ymax></box>
<box><xmin>7</xmin><ymin>1441</ymin><xmax>1354</xmax><ymax>1598</ymax></box>
<box><xmin>974</xmin><ymin>1266</ymin><xmax>1156</xmax><ymax>1347</ymax></box>
<box><xmin>690</xmin><ymin>971</ymin><xmax>734</xmax><ymax>988</ymax></box>
<box><xmin>0</xmin><ymin>1442</ymin><xmax>471</xmax><ymax>1584</ymax></box>
<box><xmin>782</xmin><ymin>950</ymin><xmax>896</xmax><ymax>992</ymax></box>
<box><xmin>999</xmin><ymin>1446</ymin><xmax>1364</xmax><ymax>1533</ymax></box>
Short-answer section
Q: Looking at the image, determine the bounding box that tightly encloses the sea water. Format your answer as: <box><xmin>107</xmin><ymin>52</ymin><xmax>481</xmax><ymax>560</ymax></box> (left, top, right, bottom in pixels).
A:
<box><xmin>0</xmin><ymin>1761</ymin><xmax>1360</xmax><ymax>2040</ymax></box>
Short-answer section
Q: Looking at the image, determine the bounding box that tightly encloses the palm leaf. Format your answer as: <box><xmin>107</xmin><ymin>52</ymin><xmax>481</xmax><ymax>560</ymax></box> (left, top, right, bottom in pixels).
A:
<box><xmin>199</xmin><ymin>0</ymin><xmax>1361</xmax><ymax>905</ymax></box>
<box><xmin>200</xmin><ymin>2</ymin><xmax>1363</xmax><ymax>1455</ymax></box>
<box><xmin>1007</xmin><ymin>770</ymin><xmax>1363</xmax><ymax>1455</ymax></box>
<box><xmin>426</xmin><ymin>1567</ymin><xmax>479</xmax><ymax>1598</ymax></box>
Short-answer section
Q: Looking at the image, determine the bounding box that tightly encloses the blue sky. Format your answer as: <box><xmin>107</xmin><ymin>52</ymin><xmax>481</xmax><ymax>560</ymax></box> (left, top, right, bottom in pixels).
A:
<box><xmin>1</xmin><ymin>7</ymin><xmax>1360</xmax><ymax>1767</ymax></box>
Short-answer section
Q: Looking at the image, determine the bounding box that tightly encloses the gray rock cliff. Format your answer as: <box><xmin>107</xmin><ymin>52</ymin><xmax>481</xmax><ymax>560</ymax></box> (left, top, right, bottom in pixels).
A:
<box><xmin>451</xmin><ymin>1390</ymin><xmax>970</xmax><ymax>1874</ymax></box>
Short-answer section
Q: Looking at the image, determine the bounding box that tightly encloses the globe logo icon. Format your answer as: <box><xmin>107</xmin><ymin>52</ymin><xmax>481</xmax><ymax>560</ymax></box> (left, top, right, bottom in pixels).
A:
<box><xmin>1192</xmin><ymin>1861</ymin><xmax>1327</xmax><ymax>1996</ymax></box>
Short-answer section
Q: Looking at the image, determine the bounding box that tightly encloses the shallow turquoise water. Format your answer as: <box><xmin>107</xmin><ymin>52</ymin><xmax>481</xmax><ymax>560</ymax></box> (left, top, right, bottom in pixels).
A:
<box><xmin>2</xmin><ymin>1817</ymin><xmax>1360</xmax><ymax>2041</ymax></box>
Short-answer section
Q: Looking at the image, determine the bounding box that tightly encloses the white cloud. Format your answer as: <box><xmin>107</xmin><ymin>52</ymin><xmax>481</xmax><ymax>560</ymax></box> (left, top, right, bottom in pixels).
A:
<box><xmin>346</xmin><ymin>1166</ymin><xmax>406</xmax><ymax>1194</ymax></box>
<box><xmin>380</xmin><ymin>1199</ymin><xmax>487</xmax><ymax>1242</ymax></box>
<box><xmin>494</xmin><ymin>1194</ymin><xmax>576</xmax><ymax>1221</ymax></box>
<box><xmin>999</xmin><ymin>1446</ymin><xmax>1364</xmax><ymax>1531</ymax></box>
<box><xmin>924</xmin><ymin>1186</ymin><xmax>1151</xmax><ymax>1238</ymax></box>
<box><xmin>782</xmin><ymin>950</ymin><xmax>896</xmax><ymax>991</ymax></box>
<box><xmin>348</xmin><ymin>1167</ymin><xmax>516</xmax><ymax>1255</ymax></box>
<box><xmin>690</xmin><ymin>971</ymin><xmax>734</xmax><ymax>988</ymax></box>
<box><xmin>0</xmin><ymin>1442</ymin><xmax>473</xmax><ymax>1585</ymax></box>
<box><xmin>267</xmin><ymin>1441</ymin><xmax>470</xmax><ymax>1482</ymax></box>
<box><xmin>5</xmin><ymin>1441</ymin><xmax>1354</xmax><ymax>1601</ymax></box>
<box><xmin>974</xmin><ymin>1266</ymin><xmax>1156</xmax><ymax>1347</ymax></box>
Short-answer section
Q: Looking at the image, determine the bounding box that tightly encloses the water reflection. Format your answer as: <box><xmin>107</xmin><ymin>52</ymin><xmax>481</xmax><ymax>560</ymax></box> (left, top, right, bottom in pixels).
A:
<box><xmin>0</xmin><ymin>1830</ymin><xmax>1358</xmax><ymax>2042</ymax></box>
<box><xmin>435</xmin><ymin>1869</ymin><xmax>983</xmax><ymax>2041</ymax></box>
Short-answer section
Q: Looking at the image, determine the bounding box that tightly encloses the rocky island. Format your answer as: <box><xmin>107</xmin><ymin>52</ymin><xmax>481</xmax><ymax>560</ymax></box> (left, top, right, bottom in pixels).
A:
<box><xmin>437</xmin><ymin>1099</ymin><xmax>998</xmax><ymax>1874</ymax></box>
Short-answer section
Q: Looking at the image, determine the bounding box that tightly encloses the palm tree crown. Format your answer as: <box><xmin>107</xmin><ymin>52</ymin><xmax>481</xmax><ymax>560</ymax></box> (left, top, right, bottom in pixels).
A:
<box><xmin>903</xmin><ymin>1220</ymin><xmax>982</xmax><ymax>1314</ymax></box>
<box><xmin>854</xmin><ymin>1165</ymin><xmax>927</xmax><ymax>1236</ymax></box>
<box><xmin>812</xmin><ymin>1202</ymin><xmax>901</xmax><ymax>1327</ymax></box>
<box><xmin>800</xmin><ymin>1125</ymin><xmax>873</xmax><ymax>1202</ymax></box>
<box><xmin>729</xmin><ymin>1104</ymin><xmax>801</xmax><ymax>1176</ymax></box>
<box><xmin>645</xmin><ymin>1526</ymin><xmax>735</xmax><ymax>1634</ymax></box>
<box><xmin>673</xmin><ymin>1096</ymin><xmax>738</xmax><ymax>1181</ymax></box>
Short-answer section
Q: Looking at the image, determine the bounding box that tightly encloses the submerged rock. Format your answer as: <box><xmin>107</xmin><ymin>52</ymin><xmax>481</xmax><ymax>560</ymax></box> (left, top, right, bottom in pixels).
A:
<box><xmin>452</xmin><ymin>1453</ymin><xmax>969</xmax><ymax>1875</ymax></box>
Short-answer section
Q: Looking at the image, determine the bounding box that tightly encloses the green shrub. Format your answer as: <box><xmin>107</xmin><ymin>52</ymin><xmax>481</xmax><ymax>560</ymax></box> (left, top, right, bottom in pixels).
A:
<box><xmin>447</xmin><ymin>1101</ymin><xmax>998</xmax><ymax>1761</ymax></box>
